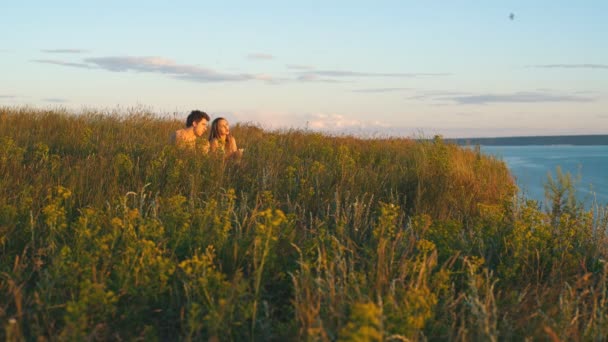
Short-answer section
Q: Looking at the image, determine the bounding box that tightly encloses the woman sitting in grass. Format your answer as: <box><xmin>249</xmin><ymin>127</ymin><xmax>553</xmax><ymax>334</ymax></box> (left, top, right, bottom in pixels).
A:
<box><xmin>170</xmin><ymin>110</ymin><xmax>210</xmax><ymax>153</ymax></box>
<box><xmin>209</xmin><ymin>117</ymin><xmax>243</xmax><ymax>158</ymax></box>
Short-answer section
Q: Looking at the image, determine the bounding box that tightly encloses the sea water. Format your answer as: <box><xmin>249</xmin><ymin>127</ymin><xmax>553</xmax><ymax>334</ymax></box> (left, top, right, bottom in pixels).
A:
<box><xmin>480</xmin><ymin>145</ymin><xmax>608</xmax><ymax>208</ymax></box>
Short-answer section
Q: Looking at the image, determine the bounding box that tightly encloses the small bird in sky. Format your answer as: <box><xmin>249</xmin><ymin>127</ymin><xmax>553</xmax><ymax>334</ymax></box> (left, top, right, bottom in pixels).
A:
<box><xmin>509</xmin><ymin>13</ymin><xmax>515</xmax><ymax>20</ymax></box>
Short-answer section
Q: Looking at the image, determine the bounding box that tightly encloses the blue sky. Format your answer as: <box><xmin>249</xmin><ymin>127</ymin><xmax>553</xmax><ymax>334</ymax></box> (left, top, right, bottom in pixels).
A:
<box><xmin>1</xmin><ymin>1</ymin><xmax>607</xmax><ymax>137</ymax></box>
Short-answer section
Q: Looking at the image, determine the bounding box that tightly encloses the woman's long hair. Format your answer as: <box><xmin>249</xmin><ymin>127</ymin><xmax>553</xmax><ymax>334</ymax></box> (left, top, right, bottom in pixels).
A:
<box><xmin>209</xmin><ymin>117</ymin><xmax>230</xmax><ymax>146</ymax></box>
<box><xmin>209</xmin><ymin>117</ymin><xmax>224</xmax><ymax>140</ymax></box>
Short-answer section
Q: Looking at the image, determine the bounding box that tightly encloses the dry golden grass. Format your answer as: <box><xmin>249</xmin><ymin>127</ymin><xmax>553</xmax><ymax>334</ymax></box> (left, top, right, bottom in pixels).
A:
<box><xmin>0</xmin><ymin>107</ymin><xmax>606</xmax><ymax>340</ymax></box>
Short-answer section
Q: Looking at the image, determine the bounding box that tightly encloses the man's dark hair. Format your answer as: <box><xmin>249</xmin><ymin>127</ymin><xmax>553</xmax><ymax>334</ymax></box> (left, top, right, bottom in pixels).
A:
<box><xmin>186</xmin><ymin>110</ymin><xmax>210</xmax><ymax>127</ymax></box>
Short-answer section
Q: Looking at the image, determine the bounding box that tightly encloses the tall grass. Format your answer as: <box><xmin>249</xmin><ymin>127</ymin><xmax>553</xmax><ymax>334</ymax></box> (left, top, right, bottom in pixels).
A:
<box><xmin>1</xmin><ymin>107</ymin><xmax>607</xmax><ymax>340</ymax></box>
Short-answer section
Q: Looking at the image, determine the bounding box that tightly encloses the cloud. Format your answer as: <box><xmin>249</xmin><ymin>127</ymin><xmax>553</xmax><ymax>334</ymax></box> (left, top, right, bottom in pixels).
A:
<box><xmin>352</xmin><ymin>87</ymin><xmax>410</xmax><ymax>93</ymax></box>
<box><xmin>299</xmin><ymin>70</ymin><xmax>449</xmax><ymax>78</ymax></box>
<box><xmin>229</xmin><ymin>110</ymin><xmax>390</xmax><ymax>135</ymax></box>
<box><xmin>296</xmin><ymin>74</ymin><xmax>344</xmax><ymax>83</ymax></box>
<box><xmin>303</xmin><ymin>113</ymin><xmax>391</xmax><ymax>133</ymax></box>
<box><xmin>0</xmin><ymin>95</ymin><xmax>17</xmax><ymax>99</ymax></box>
<box><xmin>408</xmin><ymin>90</ymin><xmax>596</xmax><ymax>105</ymax></box>
<box><xmin>293</xmin><ymin>70</ymin><xmax>449</xmax><ymax>83</ymax></box>
<box><xmin>454</xmin><ymin>112</ymin><xmax>478</xmax><ymax>117</ymax></box>
<box><xmin>247</xmin><ymin>53</ymin><xmax>274</xmax><ymax>60</ymax></box>
<box><xmin>306</xmin><ymin>113</ymin><xmax>364</xmax><ymax>130</ymax></box>
<box><xmin>35</xmin><ymin>56</ymin><xmax>276</xmax><ymax>83</ymax></box>
<box><xmin>447</xmin><ymin>91</ymin><xmax>594</xmax><ymax>105</ymax></box>
<box><xmin>286</xmin><ymin>64</ymin><xmax>313</xmax><ymax>70</ymax></box>
<box><xmin>41</xmin><ymin>49</ymin><xmax>89</xmax><ymax>54</ymax></box>
<box><xmin>43</xmin><ymin>98</ymin><xmax>68</xmax><ymax>103</ymax></box>
<box><xmin>30</xmin><ymin>54</ymin><xmax>444</xmax><ymax>86</ymax></box>
<box><xmin>250</xmin><ymin>74</ymin><xmax>286</xmax><ymax>84</ymax></box>
<box><xmin>32</xmin><ymin>55</ymin><xmax>283</xmax><ymax>83</ymax></box>
<box><xmin>86</xmin><ymin>56</ymin><xmax>279</xmax><ymax>82</ymax></box>
<box><xmin>533</xmin><ymin>64</ymin><xmax>608</xmax><ymax>69</ymax></box>
<box><xmin>406</xmin><ymin>90</ymin><xmax>472</xmax><ymax>101</ymax></box>
<box><xmin>32</xmin><ymin>59</ymin><xmax>94</xmax><ymax>69</ymax></box>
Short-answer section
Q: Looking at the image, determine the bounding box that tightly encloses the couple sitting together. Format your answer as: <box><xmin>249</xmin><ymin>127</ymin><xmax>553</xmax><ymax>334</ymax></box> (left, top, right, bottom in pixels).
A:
<box><xmin>171</xmin><ymin>110</ymin><xmax>243</xmax><ymax>158</ymax></box>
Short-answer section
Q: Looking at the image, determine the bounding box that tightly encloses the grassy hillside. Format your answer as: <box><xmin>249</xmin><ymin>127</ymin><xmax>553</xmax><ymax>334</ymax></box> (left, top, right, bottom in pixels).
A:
<box><xmin>1</xmin><ymin>107</ymin><xmax>607</xmax><ymax>340</ymax></box>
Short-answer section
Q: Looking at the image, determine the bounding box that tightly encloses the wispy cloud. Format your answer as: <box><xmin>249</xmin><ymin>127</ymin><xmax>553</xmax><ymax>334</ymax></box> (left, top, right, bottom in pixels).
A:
<box><xmin>304</xmin><ymin>113</ymin><xmax>390</xmax><ymax>131</ymax></box>
<box><xmin>0</xmin><ymin>94</ymin><xmax>18</xmax><ymax>102</ymax></box>
<box><xmin>229</xmin><ymin>110</ymin><xmax>390</xmax><ymax>135</ymax></box>
<box><xmin>85</xmin><ymin>56</ymin><xmax>256</xmax><ymax>82</ymax></box>
<box><xmin>447</xmin><ymin>91</ymin><xmax>594</xmax><ymax>105</ymax></box>
<box><xmin>286</xmin><ymin>64</ymin><xmax>313</xmax><ymax>70</ymax></box>
<box><xmin>33</xmin><ymin>55</ymin><xmax>277</xmax><ymax>83</ymax></box>
<box><xmin>352</xmin><ymin>87</ymin><xmax>410</xmax><ymax>93</ymax></box>
<box><xmin>307</xmin><ymin>113</ymin><xmax>364</xmax><ymax>130</ymax></box>
<box><xmin>300</xmin><ymin>70</ymin><xmax>449</xmax><ymax>78</ymax></box>
<box><xmin>91</xmin><ymin>56</ymin><xmax>286</xmax><ymax>83</ymax></box>
<box><xmin>294</xmin><ymin>70</ymin><xmax>449</xmax><ymax>83</ymax></box>
<box><xmin>409</xmin><ymin>90</ymin><xmax>596</xmax><ymax>105</ymax></box>
<box><xmin>41</xmin><ymin>49</ymin><xmax>89</xmax><ymax>54</ymax></box>
<box><xmin>32</xmin><ymin>59</ymin><xmax>94</xmax><ymax>69</ymax></box>
<box><xmin>453</xmin><ymin>112</ymin><xmax>478</xmax><ymax>117</ymax></box>
<box><xmin>247</xmin><ymin>53</ymin><xmax>274</xmax><ymax>60</ymax></box>
<box><xmin>296</xmin><ymin>74</ymin><xmax>344</xmax><ymax>83</ymax></box>
<box><xmin>406</xmin><ymin>90</ymin><xmax>472</xmax><ymax>101</ymax></box>
<box><xmin>43</xmin><ymin>98</ymin><xmax>68</xmax><ymax>103</ymax></box>
<box><xmin>533</xmin><ymin>64</ymin><xmax>608</xmax><ymax>69</ymax></box>
<box><xmin>31</xmin><ymin>54</ymin><xmax>442</xmax><ymax>85</ymax></box>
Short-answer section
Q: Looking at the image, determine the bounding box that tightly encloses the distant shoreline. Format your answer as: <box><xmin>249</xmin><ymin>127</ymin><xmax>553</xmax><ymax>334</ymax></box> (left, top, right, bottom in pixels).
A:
<box><xmin>448</xmin><ymin>134</ymin><xmax>608</xmax><ymax>146</ymax></box>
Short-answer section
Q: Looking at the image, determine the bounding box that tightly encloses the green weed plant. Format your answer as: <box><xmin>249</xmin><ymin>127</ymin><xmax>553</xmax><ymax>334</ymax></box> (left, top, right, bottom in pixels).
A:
<box><xmin>0</xmin><ymin>107</ymin><xmax>607</xmax><ymax>340</ymax></box>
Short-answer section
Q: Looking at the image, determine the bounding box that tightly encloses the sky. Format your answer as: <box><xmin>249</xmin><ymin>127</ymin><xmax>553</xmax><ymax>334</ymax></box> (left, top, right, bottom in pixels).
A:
<box><xmin>1</xmin><ymin>1</ymin><xmax>607</xmax><ymax>138</ymax></box>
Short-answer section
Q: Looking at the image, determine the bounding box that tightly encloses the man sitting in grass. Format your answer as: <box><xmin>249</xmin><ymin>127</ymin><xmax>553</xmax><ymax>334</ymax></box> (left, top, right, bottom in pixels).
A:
<box><xmin>170</xmin><ymin>110</ymin><xmax>211</xmax><ymax>153</ymax></box>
